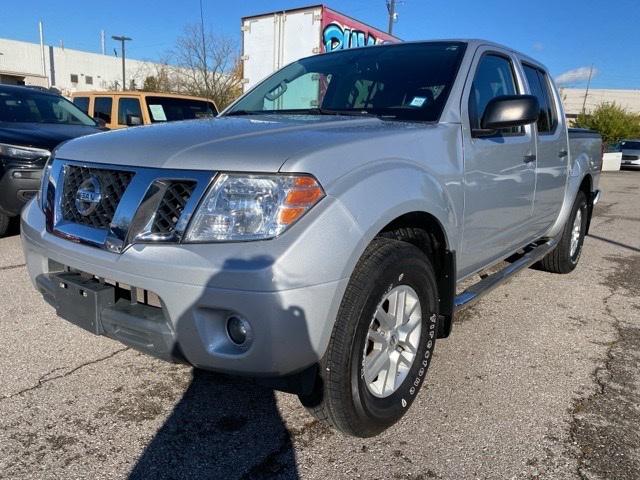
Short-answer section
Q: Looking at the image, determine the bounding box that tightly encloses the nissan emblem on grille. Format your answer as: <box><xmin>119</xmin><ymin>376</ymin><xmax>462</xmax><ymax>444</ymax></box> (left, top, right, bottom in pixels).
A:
<box><xmin>75</xmin><ymin>176</ymin><xmax>103</xmax><ymax>217</ymax></box>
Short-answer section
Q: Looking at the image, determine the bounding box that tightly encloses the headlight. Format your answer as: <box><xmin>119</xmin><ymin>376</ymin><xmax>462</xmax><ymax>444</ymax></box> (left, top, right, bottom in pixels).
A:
<box><xmin>0</xmin><ymin>143</ymin><xmax>50</xmax><ymax>161</ymax></box>
<box><xmin>37</xmin><ymin>156</ymin><xmax>53</xmax><ymax>210</ymax></box>
<box><xmin>185</xmin><ymin>173</ymin><xmax>325</xmax><ymax>242</ymax></box>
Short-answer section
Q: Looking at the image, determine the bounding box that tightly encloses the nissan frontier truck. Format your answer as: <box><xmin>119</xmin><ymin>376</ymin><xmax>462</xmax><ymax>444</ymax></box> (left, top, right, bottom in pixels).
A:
<box><xmin>21</xmin><ymin>40</ymin><xmax>602</xmax><ymax>437</ymax></box>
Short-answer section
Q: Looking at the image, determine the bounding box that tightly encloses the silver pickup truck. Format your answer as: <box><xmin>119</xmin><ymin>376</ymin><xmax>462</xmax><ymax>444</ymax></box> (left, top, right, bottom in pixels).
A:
<box><xmin>21</xmin><ymin>40</ymin><xmax>602</xmax><ymax>437</ymax></box>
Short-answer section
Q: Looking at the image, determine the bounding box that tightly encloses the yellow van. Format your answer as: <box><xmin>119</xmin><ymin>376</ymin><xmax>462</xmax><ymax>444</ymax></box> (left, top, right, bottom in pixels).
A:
<box><xmin>71</xmin><ymin>91</ymin><xmax>218</xmax><ymax>129</ymax></box>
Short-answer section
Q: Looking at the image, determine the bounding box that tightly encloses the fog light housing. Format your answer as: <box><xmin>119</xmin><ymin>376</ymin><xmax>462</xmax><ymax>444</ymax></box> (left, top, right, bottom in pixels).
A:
<box><xmin>226</xmin><ymin>315</ymin><xmax>252</xmax><ymax>346</ymax></box>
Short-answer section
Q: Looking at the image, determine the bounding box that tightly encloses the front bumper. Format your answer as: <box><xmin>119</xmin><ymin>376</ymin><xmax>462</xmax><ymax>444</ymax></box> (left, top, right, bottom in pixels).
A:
<box><xmin>0</xmin><ymin>167</ymin><xmax>41</xmax><ymax>216</ymax></box>
<box><xmin>621</xmin><ymin>157</ymin><xmax>640</xmax><ymax>167</ymax></box>
<box><xmin>21</xmin><ymin>199</ymin><xmax>356</xmax><ymax>377</ymax></box>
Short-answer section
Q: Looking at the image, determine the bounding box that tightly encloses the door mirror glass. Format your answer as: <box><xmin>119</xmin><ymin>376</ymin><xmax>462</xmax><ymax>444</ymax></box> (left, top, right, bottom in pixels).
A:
<box><xmin>476</xmin><ymin>95</ymin><xmax>539</xmax><ymax>135</ymax></box>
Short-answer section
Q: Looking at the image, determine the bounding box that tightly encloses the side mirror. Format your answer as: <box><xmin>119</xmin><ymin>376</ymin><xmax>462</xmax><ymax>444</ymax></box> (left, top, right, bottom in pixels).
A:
<box><xmin>475</xmin><ymin>95</ymin><xmax>539</xmax><ymax>136</ymax></box>
<box><xmin>126</xmin><ymin>114</ymin><xmax>143</xmax><ymax>126</ymax></box>
<box><xmin>93</xmin><ymin>117</ymin><xmax>107</xmax><ymax>128</ymax></box>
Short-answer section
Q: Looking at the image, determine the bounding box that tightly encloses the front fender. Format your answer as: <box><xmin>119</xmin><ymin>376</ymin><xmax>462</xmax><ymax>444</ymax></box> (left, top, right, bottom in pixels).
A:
<box><xmin>325</xmin><ymin>159</ymin><xmax>460</xmax><ymax>281</ymax></box>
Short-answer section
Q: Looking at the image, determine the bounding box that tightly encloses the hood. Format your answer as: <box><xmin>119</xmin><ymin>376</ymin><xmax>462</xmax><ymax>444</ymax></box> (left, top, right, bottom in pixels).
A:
<box><xmin>55</xmin><ymin>115</ymin><xmax>426</xmax><ymax>172</ymax></box>
<box><xmin>0</xmin><ymin>122</ymin><xmax>101</xmax><ymax>152</ymax></box>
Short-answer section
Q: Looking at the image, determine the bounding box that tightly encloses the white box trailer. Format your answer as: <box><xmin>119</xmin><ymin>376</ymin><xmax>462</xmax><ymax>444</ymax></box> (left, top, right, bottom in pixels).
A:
<box><xmin>241</xmin><ymin>4</ymin><xmax>399</xmax><ymax>92</ymax></box>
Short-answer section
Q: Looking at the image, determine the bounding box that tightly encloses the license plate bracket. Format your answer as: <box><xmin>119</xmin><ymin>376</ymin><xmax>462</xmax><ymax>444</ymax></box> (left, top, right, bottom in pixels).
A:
<box><xmin>52</xmin><ymin>272</ymin><xmax>116</xmax><ymax>334</ymax></box>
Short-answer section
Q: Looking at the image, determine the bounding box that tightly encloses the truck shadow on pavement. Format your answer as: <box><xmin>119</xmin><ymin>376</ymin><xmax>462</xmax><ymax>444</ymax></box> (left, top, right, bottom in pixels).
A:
<box><xmin>588</xmin><ymin>233</ymin><xmax>640</xmax><ymax>253</ymax></box>
<box><xmin>128</xmin><ymin>370</ymin><xmax>299</xmax><ymax>480</ymax></box>
<box><xmin>128</xmin><ymin>256</ymin><xmax>309</xmax><ymax>479</ymax></box>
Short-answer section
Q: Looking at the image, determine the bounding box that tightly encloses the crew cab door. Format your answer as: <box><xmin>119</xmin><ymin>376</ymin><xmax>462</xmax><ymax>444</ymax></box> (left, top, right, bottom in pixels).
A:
<box><xmin>521</xmin><ymin>63</ymin><xmax>569</xmax><ymax>232</ymax></box>
<box><xmin>460</xmin><ymin>50</ymin><xmax>537</xmax><ymax>276</ymax></box>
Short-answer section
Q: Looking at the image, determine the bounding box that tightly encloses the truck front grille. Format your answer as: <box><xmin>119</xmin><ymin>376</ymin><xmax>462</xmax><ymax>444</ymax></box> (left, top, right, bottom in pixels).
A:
<box><xmin>61</xmin><ymin>165</ymin><xmax>134</xmax><ymax>229</ymax></box>
<box><xmin>46</xmin><ymin>160</ymin><xmax>215</xmax><ymax>252</ymax></box>
<box><xmin>152</xmin><ymin>181</ymin><xmax>196</xmax><ymax>234</ymax></box>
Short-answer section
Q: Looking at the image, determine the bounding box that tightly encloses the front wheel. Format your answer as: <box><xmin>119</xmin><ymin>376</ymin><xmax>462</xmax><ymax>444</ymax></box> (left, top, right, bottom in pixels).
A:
<box><xmin>299</xmin><ymin>238</ymin><xmax>439</xmax><ymax>437</ymax></box>
<box><xmin>539</xmin><ymin>191</ymin><xmax>588</xmax><ymax>274</ymax></box>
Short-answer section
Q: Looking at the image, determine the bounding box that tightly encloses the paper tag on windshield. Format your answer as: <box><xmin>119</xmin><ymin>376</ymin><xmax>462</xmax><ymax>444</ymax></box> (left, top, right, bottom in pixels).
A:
<box><xmin>149</xmin><ymin>104</ymin><xmax>167</xmax><ymax>121</ymax></box>
<box><xmin>409</xmin><ymin>97</ymin><xmax>427</xmax><ymax>107</ymax></box>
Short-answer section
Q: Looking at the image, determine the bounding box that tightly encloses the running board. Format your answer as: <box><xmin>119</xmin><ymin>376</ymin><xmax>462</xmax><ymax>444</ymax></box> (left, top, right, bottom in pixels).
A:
<box><xmin>454</xmin><ymin>239</ymin><xmax>558</xmax><ymax>312</ymax></box>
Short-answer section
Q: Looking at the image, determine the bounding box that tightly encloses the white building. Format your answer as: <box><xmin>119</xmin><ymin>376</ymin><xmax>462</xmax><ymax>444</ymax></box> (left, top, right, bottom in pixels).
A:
<box><xmin>560</xmin><ymin>87</ymin><xmax>640</xmax><ymax>118</ymax></box>
<box><xmin>0</xmin><ymin>37</ymin><xmax>163</xmax><ymax>96</ymax></box>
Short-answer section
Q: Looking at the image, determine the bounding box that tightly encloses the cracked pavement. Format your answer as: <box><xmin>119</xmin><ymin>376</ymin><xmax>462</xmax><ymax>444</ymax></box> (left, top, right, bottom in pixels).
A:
<box><xmin>0</xmin><ymin>171</ymin><xmax>638</xmax><ymax>479</ymax></box>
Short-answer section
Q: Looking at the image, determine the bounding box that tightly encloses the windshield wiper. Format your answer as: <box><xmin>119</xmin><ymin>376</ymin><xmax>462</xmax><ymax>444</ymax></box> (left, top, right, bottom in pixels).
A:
<box><xmin>225</xmin><ymin>110</ymin><xmax>264</xmax><ymax>116</ymax></box>
<box><xmin>311</xmin><ymin>108</ymin><xmax>398</xmax><ymax>119</ymax></box>
<box><xmin>225</xmin><ymin>108</ymin><xmax>397</xmax><ymax>119</ymax></box>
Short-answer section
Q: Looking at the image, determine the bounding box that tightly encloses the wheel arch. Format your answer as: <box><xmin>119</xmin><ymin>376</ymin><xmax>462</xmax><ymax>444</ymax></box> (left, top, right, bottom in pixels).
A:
<box><xmin>579</xmin><ymin>174</ymin><xmax>595</xmax><ymax>235</ymax></box>
<box><xmin>376</xmin><ymin>211</ymin><xmax>456</xmax><ymax>339</ymax></box>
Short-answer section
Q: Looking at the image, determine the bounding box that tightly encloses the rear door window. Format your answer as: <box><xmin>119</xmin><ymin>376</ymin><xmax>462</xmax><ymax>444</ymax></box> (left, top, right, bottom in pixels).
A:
<box><xmin>523</xmin><ymin>65</ymin><xmax>557</xmax><ymax>134</ymax></box>
<box><xmin>73</xmin><ymin>97</ymin><xmax>90</xmax><ymax>115</ymax></box>
<box><xmin>539</xmin><ymin>71</ymin><xmax>558</xmax><ymax>132</ymax></box>
<box><xmin>118</xmin><ymin>98</ymin><xmax>143</xmax><ymax>125</ymax></box>
<box><xmin>93</xmin><ymin>97</ymin><xmax>113</xmax><ymax>123</ymax></box>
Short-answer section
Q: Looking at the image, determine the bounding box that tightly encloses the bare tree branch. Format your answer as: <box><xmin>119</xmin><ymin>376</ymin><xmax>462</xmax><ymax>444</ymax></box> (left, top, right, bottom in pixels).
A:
<box><xmin>142</xmin><ymin>24</ymin><xmax>243</xmax><ymax>109</ymax></box>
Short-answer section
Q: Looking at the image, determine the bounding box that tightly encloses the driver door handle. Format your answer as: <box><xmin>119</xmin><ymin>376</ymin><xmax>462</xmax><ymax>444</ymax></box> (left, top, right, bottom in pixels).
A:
<box><xmin>523</xmin><ymin>154</ymin><xmax>537</xmax><ymax>163</ymax></box>
<box><xmin>558</xmin><ymin>149</ymin><xmax>568</xmax><ymax>158</ymax></box>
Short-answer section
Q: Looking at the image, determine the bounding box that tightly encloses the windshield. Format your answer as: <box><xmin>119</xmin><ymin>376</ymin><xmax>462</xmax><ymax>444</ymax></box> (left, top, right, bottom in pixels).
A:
<box><xmin>145</xmin><ymin>96</ymin><xmax>217</xmax><ymax>123</ymax></box>
<box><xmin>0</xmin><ymin>89</ymin><xmax>96</xmax><ymax>126</ymax></box>
<box><xmin>226</xmin><ymin>42</ymin><xmax>467</xmax><ymax>122</ymax></box>
<box><xmin>621</xmin><ymin>141</ymin><xmax>640</xmax><ymax>150</ymax></box>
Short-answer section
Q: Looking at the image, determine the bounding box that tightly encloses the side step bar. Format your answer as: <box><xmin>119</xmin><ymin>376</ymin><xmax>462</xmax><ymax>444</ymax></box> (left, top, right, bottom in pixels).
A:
<box><xmin>454</xmin><ymin>239</ymin><xmax>558</xmax><ymax>312</ymax></box>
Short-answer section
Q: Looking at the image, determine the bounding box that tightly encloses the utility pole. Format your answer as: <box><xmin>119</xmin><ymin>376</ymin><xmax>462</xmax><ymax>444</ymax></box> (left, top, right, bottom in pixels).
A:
<box><xmin>386</xmin><ymin>0</ymin><xmax>397</xmax><ymax>35</ymax></box>
<box><xmin>39</xmin><ymin>21</ymin><xmax>49</xmax><ymax>87</ymax></box>
<box><xmin>100</xmin><ymin>30</ymin><xmax>106</xmax><ymax>55</ymax></box>
<box><xmin>581</xmin><ymin>64</ymin><xmax>594</xmax><ymax>114</ymax></box>
<box><xmin>199</xmin><ymin>0</ymin><xmax>210</xmax><ymax>94</ymax></box>
<box><xmin>112</xmin><ymin>35</ymin><xmax>132</xmax><ymax>91</ymax></box>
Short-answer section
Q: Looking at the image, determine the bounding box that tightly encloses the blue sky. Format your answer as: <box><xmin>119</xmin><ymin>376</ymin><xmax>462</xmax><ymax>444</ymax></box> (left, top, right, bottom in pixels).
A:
<box><xmin>2</xmin><ymin>0</ymin><xmax>639</xmax><ymax>89</ymax></box>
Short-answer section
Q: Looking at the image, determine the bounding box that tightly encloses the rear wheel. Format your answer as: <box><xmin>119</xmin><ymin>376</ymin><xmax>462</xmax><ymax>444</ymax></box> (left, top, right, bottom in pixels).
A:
<box><xmin>299</xmin><ymin>238</ymin><xmax>438</xmax><ymax>437</ymax></box>
<box><xmin>539</xmin><ymin>191</ymin><xmax>588</xmax><ymax>274</ymax></box>
<box><xmin>0</xmin><ymin>213</ymin><xmax>10</xmax><ymax>238</ymax></box>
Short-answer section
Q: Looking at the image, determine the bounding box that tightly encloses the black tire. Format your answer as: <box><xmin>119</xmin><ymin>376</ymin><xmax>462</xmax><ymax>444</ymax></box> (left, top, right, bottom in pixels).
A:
<box><xmin>0</xmin><ymin>213</ymin><xmax>10</xmax><ymax>238</ymax></box>
<box><xmin>299</xmin><ymin>237</ymin><xmax>439</xmax><ymax>437</ymax></box>
<box><xmin>538</xmin><ymin>191</ymin><xmax>588</xmax><ymax>274</ymax></box>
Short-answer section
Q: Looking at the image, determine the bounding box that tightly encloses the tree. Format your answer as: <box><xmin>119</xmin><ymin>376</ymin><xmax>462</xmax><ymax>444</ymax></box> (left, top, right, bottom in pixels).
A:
<box><xmin>575</xmin><ymin>102</ymin><xmax>640</xmax><ymax>148</ymax></box>
<box><xmin>171</xmin><ymin>24</ymin><xmax>243</xmax><ymax>109</ymax></box>
<box><xmin>141</xmin><ymin>62</ymin><xmax>175</xmax><ymax>93</ymax></box>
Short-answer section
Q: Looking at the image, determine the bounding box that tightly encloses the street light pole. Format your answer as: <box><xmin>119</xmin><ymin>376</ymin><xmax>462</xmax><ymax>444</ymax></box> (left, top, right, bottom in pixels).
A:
<box><xmin>112</xmin><ymin>35</ymin><xmax>132</xmax><ymax>91</ymax></box>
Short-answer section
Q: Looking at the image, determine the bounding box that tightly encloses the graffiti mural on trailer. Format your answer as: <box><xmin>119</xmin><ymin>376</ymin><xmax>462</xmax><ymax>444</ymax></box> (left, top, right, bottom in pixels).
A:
<box><xmin>323</xmin><ymin>22</ymin><xmax>386</xmax><ymax>52</ymax></box>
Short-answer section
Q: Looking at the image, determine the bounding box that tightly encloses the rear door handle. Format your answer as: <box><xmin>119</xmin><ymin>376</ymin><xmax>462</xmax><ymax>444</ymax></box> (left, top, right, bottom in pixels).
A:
<box><xmin>523</xmin><ymin>154</ymin><xmax>537</xmax><ymax>163</ymax></box>
<box><xmin>558</xmin><ymin>149</ymin><xmax>568</xmax><ymax>158</ymax></box>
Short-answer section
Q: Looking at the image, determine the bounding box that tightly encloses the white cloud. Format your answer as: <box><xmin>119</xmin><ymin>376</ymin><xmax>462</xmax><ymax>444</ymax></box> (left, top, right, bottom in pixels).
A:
<box><xmin>532</xmin><ymin>42</ymin><xmax>544</xmax><ymax>52</ymax></box>
<box><xmin>555</xmin><ymin>66</ymin><xmax>598</xmax><ymax>86</ymax></box>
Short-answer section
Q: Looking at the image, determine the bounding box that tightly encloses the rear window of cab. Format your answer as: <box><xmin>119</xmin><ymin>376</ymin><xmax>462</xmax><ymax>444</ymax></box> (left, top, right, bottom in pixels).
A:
<box><xmin>146</xmin><ymin>97</ymin><xmax>217</xmax><ymax>123</ymax></box>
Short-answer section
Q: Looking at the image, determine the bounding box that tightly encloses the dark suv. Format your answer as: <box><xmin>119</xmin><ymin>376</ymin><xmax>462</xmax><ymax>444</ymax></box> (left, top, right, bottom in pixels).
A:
<box><xmin>0</xmin><ymin>85</ymin><xmax>101</xmax><ymax>236</ymax></box>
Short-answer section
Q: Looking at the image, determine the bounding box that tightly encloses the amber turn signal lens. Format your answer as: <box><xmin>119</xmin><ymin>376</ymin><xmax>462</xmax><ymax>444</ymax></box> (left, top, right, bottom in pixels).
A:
<box><xmin>278</xmin><ymin>175</ymin><xmax>324</xmax><ymax>225</ymax></box>
<box><xmin>285</xmin><ymin>187</ymin><xmax>324</xmax><ymax>205</ymax></box>
<box><xmin>278</xmin><ymin>207</ymin><xmax>307</xmax><ymax>225</ymax></box>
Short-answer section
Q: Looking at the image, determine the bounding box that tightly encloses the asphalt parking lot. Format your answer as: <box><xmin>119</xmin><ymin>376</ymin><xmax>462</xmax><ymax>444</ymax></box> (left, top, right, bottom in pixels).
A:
<box><xmin>0</xmin><ymin>171</ymin><xmax>638</xmax><ymax>480</ymax></box>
